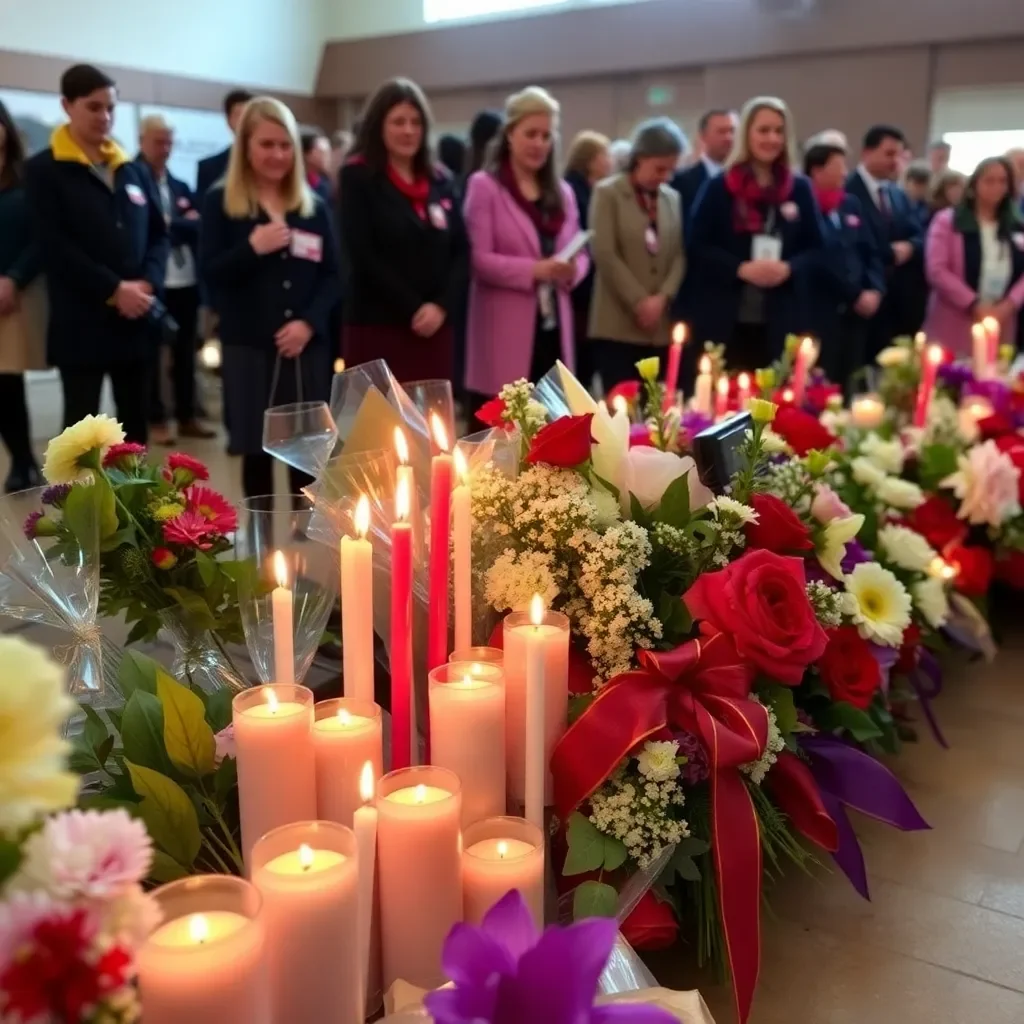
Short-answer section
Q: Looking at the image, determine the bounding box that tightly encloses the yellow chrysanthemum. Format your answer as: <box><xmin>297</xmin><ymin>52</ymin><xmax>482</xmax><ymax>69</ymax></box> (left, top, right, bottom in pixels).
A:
<box><xmin>843</xmin><ymin>562</ymin><xmax>912</xmax><ymax>647</ymax></box>
<box><xmin>42</xmin><ymin>414</ymin><xmax>125</xmax><ymax>485</ymax></box>
<box><xmin>0</xmin><ymin>637</ymin><xmax>78</xmax><ymax>831</ymax></box>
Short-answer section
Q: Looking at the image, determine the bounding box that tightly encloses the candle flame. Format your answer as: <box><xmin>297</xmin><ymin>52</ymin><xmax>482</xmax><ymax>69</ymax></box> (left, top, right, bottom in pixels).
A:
<box><xmin>914</xmin><ymin>331</ymin><xmax>926</xmax><ymax>350</ymax></box>
<box><xmin>781</xmin><ymin>388</ymin><xmax>794</xmax><ymax>403</ymax></box>
<box><xmin>414</xmin><ymin>784</ymin><xmax>426</xmax><ymax>804</ymax></box>
<box><xmin>266</xmin><ymin>688</ymin><xmax>279</xmax><ymax>713</ymax></box>
<box><xmin>338</xmin><ymin>708</ymin><xmax>352</xmax><ymax>726</ymax></box>
<box><xmin>800</xmin><ymin>336</ymin><xmax>815</xmax><ymax>354</ymax></box>
<box><xmin>982</xmin><ymin>315</ymin><xmax>999</xmax><ymax>334</ymax></box>
<box><xmin>530</xmin><ymin>593</ymin><xmax>545</xmax><ymax>627</ymax></box>
<box><xmin>699</xmin><ymin>355</ymin><xmax>712</xmax><ymax>374</ymax></box>
<box><xmin>972</xmin><ymin>322</ymin><xmax>987</xmax><ymax>342</ymax></box>
<box><xmin>471</xmin><ymin>662</ymin><xmax>483</xmax><ymax>675</ymax></box>
<box><xmin>395</xmin><ymin>476</ymin><xmax>410</xmax><ymax>522</ymax></box>
<box><xmin>929</xmin><ymin>556</ymin><xmax>958</xmax><ymax>581</ymax></box>
<box><xmin>189</xmin><ymin>914</ymin><xmax>209</xmax><ymax>944</ymax></box>
<box><xmin>497</xmin><ymin>840</ymin><xmax>509</xmax><ymax>859</ymax></box>
<box><xmin>612</xmin><ymin>394</ymin><xmax>628</xmax><ymax>416</ymax></box>
<box><xmin>334</xmin><ymin>357</ymin><xmax>346</xmax><ymax>374</ymax></box>
<box><xmin>672</xmin><ymin>322</ymin><xmax>686</xmax><ymax>346</ymax></box>
<box><xmin>298</xmin><ymin>843</ymin><xmax>314</xmax><ymax>870</ymax></box>
<box><xmin>430</xmin><ymin>413</ymin><xmax>450</xmax><ymax>453</ymax></box>
<box><xmin>359</xmin><ymin>761</ymin><xmax>375</xmax><ymax>803</ymax></box>
<box><xmin>394</xmin><ymin>427</ymin><xmax>409</xmax><ymax>466</ymax></box>
<box><xmin>716</xmin><ymin>376</ymin><xmax>729</xmax><ymax>396</ymax></box>
<box><xmin>273</xmin><ymin>550</ymin><xmax>288</xmax><ymax>589</ymax></box>
<box><xmin>927</xmin><ymin>344</ymin><xmax>944</xmax><ymax>366</ymax></box>
<box><xmin>737</xmin><ymin>372</ymin><xmax>751</xmax><ymax>389</ymax></box>
<box><xmin>453</xmin><ymin>447</ymin><xmax>469</xmax><ymax>483</ymax></box>
<box><xmin>354</xmin><ymin>495</ymin><xmax>370</xmax><ymax>539</ymax></box>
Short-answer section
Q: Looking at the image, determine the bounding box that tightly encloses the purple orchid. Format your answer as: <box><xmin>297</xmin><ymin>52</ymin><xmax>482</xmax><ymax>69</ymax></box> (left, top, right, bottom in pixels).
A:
<box><xmin>963</xmin><ymin>377</ymin><xmax>1012</xmax><ymax>416</ymax></box>
<box><xmin>424</xmin><ymin>890</ymin><xmax>675</xmax><ymax>1024</ymax></box>
<box><xmin>840</xmin><ymin>540</ymin><xmax>872</xmax><ymax>575</ymax></box>
<box><xmin>936</xmin><ymin>361</ymin><xmax>974</xmax><ymax>395</ymax></box>
<box><xmin>679</xmin><ymin>409</ymin><xmax>713</xmax><ymax>445</ymax></box>
<box><xmin>868</xmin><ymin>641</ymin><xmax>900</xmax><ymax>694</ymax></box>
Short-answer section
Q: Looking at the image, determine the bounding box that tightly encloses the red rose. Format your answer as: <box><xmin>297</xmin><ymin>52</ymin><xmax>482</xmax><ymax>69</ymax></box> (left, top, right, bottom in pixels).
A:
<box><xmin>771</xmin><ymin>406</ymin><xmax>838</xmax><ymax>457</ymax></box>
<box><xmin>993</xmin><ymin>435</ymin><xmax>1024</xmax><ymax>502</ymax></box>
<box><xmin>745</xmin><ymin>492</ymin><xmax>813</xmax><ymax>553</ymax></box>
<box><xmin>620</xmin><ymin>890</ymin><xmax>678</xmax><ymax>951</ymax></box>
<box><xmin>995</xmin><ymin>549</ymin><xmax>1024</xmax><ymax>589</ymax></box>
<box><xmin>476</xmin><ymin>396</ymin><xmax>513</xmax><ymax>432</ymax></box>
<box><xmin>805</xmin><ymin>382</ymin><xmax>842</xmax><ymax>415</ymax></box>
<box><xmin>944</xmin><ymin>543</ymin><xmax>994</xmax><ymax>597</ymax></box>
<box><xmin>902</xmin><ymin>495</ymin><xmax>966</xmax><ymax>550</ymax></box>
<box><xmin>895</xmin><ymin>623</ymin><xmax>922</xmax><ymax>676</ymax></box>
<box><xmin>608</xmin><ymin>380</ymin><xmax>641</xmax><ymax>405</ymax></box>
<box><xmin>978</xmin><ymin>413</ymin><xmax>1014</xmax><ymax>441</ymax></box>
<box><xmin>684</xmin><ymin>550</ymin><xmax>828</xmax><ymax>685</ymax></box>
<box><xmin>817</xmin><ymin>626</ymin><xmax>881</xmax><ymax>709</ymax></box>
<box><xmin>527</xmin><ymin>413</ymin><xmax>595</xmax><ymax>467</ymax></box>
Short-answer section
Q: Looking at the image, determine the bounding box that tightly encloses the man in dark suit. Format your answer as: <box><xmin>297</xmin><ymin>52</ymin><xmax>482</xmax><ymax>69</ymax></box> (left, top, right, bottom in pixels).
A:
<box><xmin>195</xmin><ymin>88</ymin><xmax>252</xmax><ymax>198</ymax></box>
<box><xmin>137</xmin><ymin>114</ymin><xmax>215</xmax><ymax>444</ymax></box>
<box><xmin>845</xmin><ymin>124</ymin><xmax>924</xmax><ymax>359</ymax></box>
<box><xmin>301</xmin><ymin>128</ymin><xmax>334</xmax><ymax>205</ymax></box>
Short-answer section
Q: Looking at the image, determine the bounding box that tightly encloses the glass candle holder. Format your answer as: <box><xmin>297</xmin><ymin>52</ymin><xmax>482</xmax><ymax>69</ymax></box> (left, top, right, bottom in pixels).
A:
<box><xmin>502</xmin><ymin>608</ymin><xmax>571</xmax><ymax>809</ymax></box>
<box><xmin>376</xmin><ymin>766</ymin><xmax>462</xmax><ymax>992</ymax></box>
<box><xmin>312</xmin><ymin>698</ymin><xmax>384</xmax><ymax>827</ymax></box>
<box><xmin>251</xmin><ymin>821</ymin><xmax>361</xmax><ymax>1024</ymax></box>
<box><xmin>428</xmin><ymin>662</ymin><xmax>506</xmax><ymax>827</ymax></box>
<box><xmin>137</xmin><ymin>875</ymin><xmax>269</xmax><ymax>1024</ymax></box>
<box><xmin>449</xmin><ymin>645</ymin><xmax>504</xmax><ymax>667</ymax></box>
<box><xmin>404</xmin><ymin>378</ymin><xmax>455</xmax><ymax>445</ymax></box>
<box><xmin>233</xmin><ymin>685</ymin><xmax>317</xmax><ymax>870</ymax></box>
<box><xmin>462</xmin><ymin>816</ymin><xmax>545</xmax><ymax>927</ymax></box>
<box><xmin>262</xmin><ymin>401</ymin><xmax>338</xmax><ymax>477</ymax></box>
<box><xmin>849</xmin><ymin>392</ymin><xmax>885</xmax><ymax>430</ymax></box>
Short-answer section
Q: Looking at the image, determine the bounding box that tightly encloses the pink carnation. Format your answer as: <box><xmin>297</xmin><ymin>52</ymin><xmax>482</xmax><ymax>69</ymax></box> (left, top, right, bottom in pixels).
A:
<box><xmin>942</xmin><ymin>440</ymin><xmax>1022</xmax><ymax>527</ymax></box>
<box><xmin>162</xmin><ymin>509</ymin><xmax>216</xmax><ymax>549</ymax></box>
<box><xmin>102</xmin><ymin>442</ymin><xmax>147</xmax><ymax>469</ymax></box>
<box><xmin>811</xmin><ymin>483</ymin><xmax>852</xmax><ymax>524</ymax></box>
<box><xmin>215</xmin><ymin>724</ymin><xmax>236</xmax><ymax>765</ymax></box>
<box><xmin>165</xmin><ymin>452</ymin><xmax>209</xmax><ymax>483</ymax></box>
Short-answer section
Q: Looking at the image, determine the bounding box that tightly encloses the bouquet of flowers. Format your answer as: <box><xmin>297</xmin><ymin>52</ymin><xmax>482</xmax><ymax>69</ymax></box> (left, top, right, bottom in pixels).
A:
<box><xmin>0</xmin><ymin>636</ymin><xmax>155</xmax><ymax>1023</ymax></box>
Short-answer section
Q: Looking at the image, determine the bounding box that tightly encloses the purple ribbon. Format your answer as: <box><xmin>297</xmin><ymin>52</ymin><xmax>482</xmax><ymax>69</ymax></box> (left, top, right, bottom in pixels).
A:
<box><xmin>800</xmin><ymin>735</ymin><xmax>930</xmax><ymax>900</ymax></box>
<box><xmin>907</xmin><ymin>648</ymin><xmax>948</xmax><ymax>748</ymax></box>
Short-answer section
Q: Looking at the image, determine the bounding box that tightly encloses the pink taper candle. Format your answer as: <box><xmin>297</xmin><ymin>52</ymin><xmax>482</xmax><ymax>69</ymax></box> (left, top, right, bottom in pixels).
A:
<box><xmin>914</xmin><ymin>344</ymin><xmax>944</xmax><ymax>428</ymax></box>
<box><xmin>663</xmin><ymin>323</ymin><xmax>686</xmax><ymax>406</ymax></box>
<box><xmin>714</xmin><ymin>375</ymin><xmax>730</xmax><ymax>421</ymax></box>
<box><xmin>736</xmin><ymin>372</ymin><xmax>752</xmax><ymax>409</ymax></box>
<box><xmin>390</xmin><ymin>476</ymin><xmax>414</xmax><ymax>771</ymax></box>
<box><xmin>791</xmin><ymin>336</ymin><xmax>816</xmax><ymax>407</ymax></box>
<box><xmin>982</xmin><ymin>314</ymin><xmax>1000</xmax><ymax>370</ymax></box>
<box><xmin>428</xmin><ymin>414</ymin><xmax>453</xmax><ymax>679</ymax></box>
<box><xmin>452</xmin><ymin>448</ymin><xmax>473</xmax><ymax>654</ymax></box>
<box><xmin>340</xmin><ymin>495</ymin><xmax>374</xmax><ymax>701</ymax></box>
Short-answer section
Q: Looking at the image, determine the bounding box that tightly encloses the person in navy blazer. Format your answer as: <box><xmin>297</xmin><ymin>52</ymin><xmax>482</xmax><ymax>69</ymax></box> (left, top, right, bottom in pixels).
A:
<box><xmin>200</xmin><ymin>97</ymin><xmax>338</xmax><ymax>501</ymax></box>
<box><xmin>802</xmin><ymin>141</ymin><xmax>885</xmax><ymax>394</ymax></box>
<box><xmin>24</xmin><ymin>64</ymin><xmax>168</xmax><ymax>443</ymax></box>
<box><xmin>845</xmin><ymin>125</ymin><xmax>924</xmax><ymax>357</ymax></box>
<box><xmin>687</xmin><ymin>96</ymin><xmax>822</xmax><ymax>374</ymax></box>
<box><xmin>196</xmin><ymin>89</ymin><xmax>252</xmax><ymax>198</ymax></box>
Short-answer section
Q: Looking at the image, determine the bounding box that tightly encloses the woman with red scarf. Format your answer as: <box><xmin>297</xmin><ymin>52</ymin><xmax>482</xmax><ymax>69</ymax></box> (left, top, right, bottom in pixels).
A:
<box><xmin>687</xmin><ymin>96</ymin><xmax>822</xmax><ymax>373</ymax></box>
<box><xmin>463</xmin><ymin>86</ymin><xmax>587</xmax><ymax>414</ymax></box>
<box><xmin>339</xmin><ymin>77</ymin><xmax>465</xmax><ymax>383</ymax></box>
<box><xmin>802</xmin><ymin>140</ymin><xmax>885</xmax><ymax>394</ymax></box>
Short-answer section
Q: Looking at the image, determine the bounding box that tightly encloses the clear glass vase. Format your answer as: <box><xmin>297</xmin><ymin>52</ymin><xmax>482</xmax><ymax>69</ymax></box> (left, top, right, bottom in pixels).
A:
<box><xmin>158</xmin><ymin>607</ymin><xmax>249</xmax><ymax>693</ymax></box>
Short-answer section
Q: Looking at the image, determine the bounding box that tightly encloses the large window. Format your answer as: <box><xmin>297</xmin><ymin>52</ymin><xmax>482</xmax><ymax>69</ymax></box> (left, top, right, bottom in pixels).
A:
<box><xmin>424</xmin><ymin>0</ymin><xmax>570</xmax><ymax>23</ymax></box>
<box><xmin>944</xmin><ymin>130</ymin><xmax>1024</xmax><ymax>175</ymax></box>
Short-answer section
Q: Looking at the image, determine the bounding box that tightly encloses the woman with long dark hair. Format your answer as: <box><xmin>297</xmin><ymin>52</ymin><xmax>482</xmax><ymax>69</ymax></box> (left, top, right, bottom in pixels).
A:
<box><xmin>0</xmin><ymin>100</ymin><xmax>44</xmax><ymax>491</ymax></box>
<box><xmin>339</xmin><ymin>77</ymin><xmax>464</xmax><ymax>384</ymax></box>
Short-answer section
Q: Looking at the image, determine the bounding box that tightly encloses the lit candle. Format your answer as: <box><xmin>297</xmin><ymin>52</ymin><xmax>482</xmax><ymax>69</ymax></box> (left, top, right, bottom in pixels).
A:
<box><xmin>714</xmin><ymin>375</ymin><xmax>730</xmax><ymax>420</ymax></box>
<box><xmin>233</xmin><ymin>685</ymin><xmax>317</xmax><ymax>871</ymax></box>
<box><xmin>850</xmin><ymin>393</ymin><xmax>885</xmax><ymax>430</ymax></box>
<box><xmin>791</xmin><ymin>336</ymin><xmax>816</xmax><ymax>407</ymax></box>
<box><xmin>913</xmin><ymin>344</ymin><xmax>944</xmax><ymax>428</ymax></box>
<box><xmin>914</xmin><ymin>331</ymin><xmax>927</xmax><ymax>355</ymax></box>
<box><xmin>957</xmin><ymin>395</ymin><xmax>995</xmax><ymax>439</ymax></box>
<box><xmin>611</xmin><ymin>393</ymin><xmax>629</xmax><ymax>420</ymax></box>
<box><xmin>503</xmin><ymin>596</ymin><xmax>570</xmax><ymax>828</ymax></box>
<box><xmin>428</xmin><ymin>413</ymin><xmax>453</xmax><ymax>678</ymax></box>
<box><xmin>452</xmin><ymin>448</ymin><xmax>472</xmax><ymax>654</ymax></box>
<box><xmin>928</xmin><ymin>556</ymin><xmax>959</xmax><ymax>582</ymax></box>
<box><xmin>982</xmin><ymin>314</ymin><xmax>1000</xmax><ymax>371</ymax></box>
<box><xmin>390</xmin><ymin>475</ymin><xmax>414</xmax><ymax>771</ymax></box>
<box><xmin>736</xmin><ymin>372</ymin><xmax>752</xmax><ymax>409</ymax></box>
<box><xmin>137</xmin><ymin>877</ymin><xmax>270</xmax><ymax>1024</ymax></box>
<box><xmin>251</xmin><ymin>823</ymin><xmax>361</xmax><ymax>1024</ymax></box>
<box><xmin>462</xmin><ymin>816</ymin><xmax>544</xmax><ymax>927</ymax></box>
<box><xmin>428</xmin><ymin>662</ymin><xmax>506</xmax><ymax>827</ymax></box>
<box><xmin>271</xmin><ymin>551</ymin><xmax>294</xmax><ymax>686</ymax></box>
<box><xmin>341</xmin><ymin>495</ymin><xmax>374</xmax><ymax>702</ymax></box>
<box><xmin>781</xmin><ymin>387</ymin><xmax>795</xmax><ymax>405</ymax></box>
<box><xmin>664</xmin><ymin>323</ymin><xmax>686</xmax><ymax>406</ymax></box>
<box><xmin>393</xmin><ymin>427</ymin><xmax>415</xmax><ymax>519</ymax></box>
<box><xmin>972</xmin><ymin>322</ymin><xmax>990</xmax><ymax>380</ymax></box>
<box><xmin>312</xmin><ymin>698</ymin><xmax>383</xmax><ymax>826</ymax></box>
<box><xmin>693</xmin><ymin>355</ymin><xmax>713</xmax><ymax>416</ymax></box>
<box><xmin>353</xmin><ymin>763</ymin><xmax>379</xmax><ymax>1016</ymax></box>
<box><xmin>377</xmin><ymin>766</ymin><xmax>462</xmax><ymax>991</ymax></box>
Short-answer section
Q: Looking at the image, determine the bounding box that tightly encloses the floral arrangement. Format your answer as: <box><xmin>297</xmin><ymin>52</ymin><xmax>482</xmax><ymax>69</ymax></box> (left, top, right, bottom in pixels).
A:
<box><xmin>0</xmin><ymin>636</ymin><xmax>155</xmax><ymax>1023</ymax></box>
<box><xmin>28</xmin><ymin>415</ymin><xmax>249</xmax><ymax>652</ymax></box>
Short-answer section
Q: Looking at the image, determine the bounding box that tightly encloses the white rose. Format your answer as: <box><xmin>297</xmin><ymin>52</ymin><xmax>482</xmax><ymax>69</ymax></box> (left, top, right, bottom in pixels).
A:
<box><xmin>912</xmin><ymin>577</ymin><xmax>950</xmax><ymax>629</ymax></box>
<box><xmin>761</xmin><ymin>428</ymin><xmax>790</xmax><ymax>454</ymax></box>
<box><xmin>623</xmin><ymin>448</ymin><xmax>713</xmax><ymax>512</ymax></box>
<box><xmin>877</xmin><ymin>524</ymin><xmax>937</xmax><ymax>572</ymax></box>
<box><xmin>876</xmin><ymin>346</ymin><xmax>910</xmax><ymax>368</ymax></box>
<box><xmin>860</xmin><ymin>434</ymin><xmax>906</xmax><ymax>475</ymax></box>
<box><xmin>851</xmin><ymin>456</ymin><xmax>888</xmax><ymax>490</ymax></box>
<box><xmin>637</xmin><ymin>740</ymin><xmax>680</xmax><ymax>782</ymax></box>
<box><xmin>876</xmin><ymin>476</ymin><xmax>925</xmax><ymax>510</ymax></box>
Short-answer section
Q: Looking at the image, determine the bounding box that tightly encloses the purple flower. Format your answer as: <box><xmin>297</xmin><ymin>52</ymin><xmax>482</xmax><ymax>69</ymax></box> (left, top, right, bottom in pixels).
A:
<box><xmin>937</xmin><ymin>362</ymin><xmax>974</xmax><ymax>394</ymax></box>
<box><xmin>868</xmin><ymin>641</ymin><xmax>899</xmax><ymax>695</ymax></box>
<box><xmin>23</xmin><ymin>510</ymin><xmax>43</xmax><ymax>540</ymax></box>
<box><xmin>680</xmin><ymin>409</ymin><xmax>713</xmax><ymax>445</ymax></box>
<box><xmin>674</xmin><ymin>730</ymin><xmax>710</xmax><ymax>786</ymax></box>
<box><xmin>424</xmin><ymin>890</ymin><xmax>675</xmax><ymax>1024</ymax></box>
<box><xmin>41</xmin><ymin>483</ymin><xmax>72</xmax><ymax>508</ymax></box>
<box><xmin>963</xmin><ymin>378</ymin><xmax>1012</xmax><ymax>416</ymax></box>
<box><xmin>840</xmin><ymin>540</ymin><xmax>872</xmax><ymax>575</ymax></box>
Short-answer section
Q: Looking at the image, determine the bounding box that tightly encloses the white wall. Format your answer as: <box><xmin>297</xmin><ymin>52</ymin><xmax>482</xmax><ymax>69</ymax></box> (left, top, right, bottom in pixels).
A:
<box><xmin>0</xmin><ymin>0</ymin><xmax>327</xmax><ymax>93</ymax></box>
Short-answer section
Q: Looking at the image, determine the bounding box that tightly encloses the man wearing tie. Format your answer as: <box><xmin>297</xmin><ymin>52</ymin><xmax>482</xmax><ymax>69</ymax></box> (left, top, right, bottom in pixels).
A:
<box><xmin>846</xmin><ymin>124</ymin><xmax>924</xmax><ymax>358</ymax></box>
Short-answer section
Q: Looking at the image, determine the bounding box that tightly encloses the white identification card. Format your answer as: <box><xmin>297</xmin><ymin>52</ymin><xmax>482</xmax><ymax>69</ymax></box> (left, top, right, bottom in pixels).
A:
<box><xmin>428</xmin><ymin>203</ymin><xmax>448</xmax><ymax>230</ymax></box>
<box><xmin>290</xmin><ymin>229</ymin><xmax>323</xmax><ymax>263</ymax></box>
<box><xmin>644</xmin><ymin>225</ymin><xmax>659</xmax><ymax>255</ymax></box>
<box><xmin>752</xmin><ymin>234</ymin><xmax>782</xmax><ymax>261</ymax></box>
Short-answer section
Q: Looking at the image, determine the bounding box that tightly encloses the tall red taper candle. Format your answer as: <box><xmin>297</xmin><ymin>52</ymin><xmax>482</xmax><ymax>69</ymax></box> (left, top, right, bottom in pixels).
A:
<box><xmin>913</xmin><ymin>344</ymin><xmax>943</xmax><ymax>428</ymax></box>
<box><xmin>390</xmin><ymin>476</ymin><xmax>413</xmax><ymax>770</ymax></box>
<box><xmin>427</xmin><ymin>414</ymin><xmax>453</xmax><ymax>677</ymax></box>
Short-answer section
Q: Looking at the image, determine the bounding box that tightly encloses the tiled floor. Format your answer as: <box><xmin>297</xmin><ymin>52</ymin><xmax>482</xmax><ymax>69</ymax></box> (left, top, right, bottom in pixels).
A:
<box><xmin>4</xmin><ymin>377</ymin><xmax>1024</xmax><ymax>1024</ymax></box>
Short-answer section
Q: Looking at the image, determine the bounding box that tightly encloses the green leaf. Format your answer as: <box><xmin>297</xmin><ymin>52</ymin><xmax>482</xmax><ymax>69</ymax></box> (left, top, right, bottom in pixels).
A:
<box><xmin>61</xmin><ymin>482</ymin><xmax>104</xmax><ymax>547</ymax></box>
<box><xmin>78</xmin><ymin>794</ymin><xmax>142</xmax><ymax>815</ymax></box>
<box><xmin>572</xmin><ymin>880</ymin><xmax>618</xmax><ymax>920</ymax></box>
<box><xmin>675</xmin><ymin>836</ymin><xmax>710</xmax><ymax>858</ymax></box>
<box><xmin>761</xmin><ymin>683</ymin><xmax>798</xmax><ymax>738</ymax></box>
<box><xmin>563</xmin><ymin>811</ymin><xmax>606</xmax><ymax>876</ymax></box>
<box><xmin>629</xmin><ymin>493</ymin><xmax>653</xmax><ymax>530</ymax></box>
<box><xmin>163</xmin><ymin>587</ymin><xmax>217</xmax><ymax>631</ymax></box>
<box><xmin>589</xmin><ymin>470</ymin><xmax>621</xmax><ymax>503</ymax></box>
<box><xmin>118</xmin><ymin>650</ymin><xmax>159</xmax><ymax>699</ymax></box>
<box><xmin>100</xmin><ymin>525</ymin><xmax>137</xmax><ymax>554</ymax></box>
<box><xmin>602</xmin><ymin>836</ymin><xmax>628</xmax><ymax>872</ymax></box>
<box><xmin>917</xmin><ymin>444</ymin><xmax>960</xmax><ymax>492</ymax></box>
<box><xmin>96</xmin><ymin>735</ymin><xmax>114</xmax><ymax>766</ymax></box>
<box><xmin>106</xmin><ymin>707</ymin><xmax>123</xmax><ymax>737</ymax></box>
<box><xmin>92</xmin><ymin>472</ymin><xmax>119</xmax><ymax>538</ymax></box>
<box><xmin>213</xmin><ymin>756</ymin><xmax>238</xmax><ymax>805</ymax></box>
<box><xmin>0</xmin><ymin>839</ymin><xmax>23</xmax><ymax>887</ymax></box>
<box><xmin>655</xmin><ymin>471</ymin><xmax>691</xmax><ymax>527</ymax></box>
<box><xmin>68</xmin><ymin>741</ymin><xmax>102</xmax><ymax>775</ymax></box>
<box><xmin>194</xmin><ymin>551</ymin><xmax>217</xmax><ymax>588</ymax></box>
<box><xmin>125</xmin><ymin>760</ymin><xmax>202</xmax><ymax>867</ymax></box>
<box><xmin>203</xmin><ymin>688</ymin><xmax>234</xmax><ymax>734</ymax></box>
<box><xmin>658</xmin><ymin>591</ymin><xmax>693</xmax><ymax>641</ymax></box>
<box><xmin>82</xmin><ymin>705</ymin><xmax>110</xmax><ymax>757</ymax></box>
<box><xmin>156</xmin><ymin>672</ymin><xmax>217</xmax><ymax>777</ymax></box>
<box><xmin>818</xmin><ymin>701</ymin><xmax>884</xmax><ymax>743</ymax></box>
<box><xmin>121</xmin><ymin>691</ymin><xmax>175</xmax><ymax>775</ymax></box>
<box><xmin>150</xmin><ymin>849</ymin><xmax>190</xmax><ymax>884</ymax></box>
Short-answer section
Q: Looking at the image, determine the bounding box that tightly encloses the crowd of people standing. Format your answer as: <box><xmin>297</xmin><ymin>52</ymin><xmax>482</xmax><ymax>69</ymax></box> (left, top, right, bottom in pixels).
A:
<box><xmin>2</xmin><ymin>60</ymin><xmax>1024</xmax><ymax>497</ymax></box>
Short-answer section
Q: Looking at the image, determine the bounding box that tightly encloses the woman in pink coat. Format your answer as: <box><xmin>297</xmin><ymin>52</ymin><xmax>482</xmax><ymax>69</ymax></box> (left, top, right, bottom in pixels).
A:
<box><xmin>463</xmin><ymin>85</ymin><xmax>588</xmax><ymax>410</ymax></box>
<box><xmin>922</xmin><ymin>155</ymin><xmax>1024</xmax><ymax>356</ymax></box>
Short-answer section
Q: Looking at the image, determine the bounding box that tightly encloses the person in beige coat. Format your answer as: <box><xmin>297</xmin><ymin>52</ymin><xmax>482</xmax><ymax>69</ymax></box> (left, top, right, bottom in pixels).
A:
<box><xmin>589</xmin><ymin>117</ymin><xmax>686</xmax><ymax>390</ymax></box>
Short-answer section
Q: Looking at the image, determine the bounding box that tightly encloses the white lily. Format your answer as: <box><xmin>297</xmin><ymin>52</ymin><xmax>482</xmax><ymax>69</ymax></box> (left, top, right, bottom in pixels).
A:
<box><xmin>817</xmin><ymin>513</ymin><xmax>865</xmax><ymax>580</ymax></box>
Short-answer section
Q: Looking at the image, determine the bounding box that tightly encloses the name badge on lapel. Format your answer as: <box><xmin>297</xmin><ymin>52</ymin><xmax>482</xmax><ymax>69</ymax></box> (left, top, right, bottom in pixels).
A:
<box><xmin>752</xmin><ymin>235</ymin><xmax>782</xmax><ymax>261</ymax></box>
<box><xmin>428</xmin><ymin>203</ymin><xmax>448</xmax><ymax>230</ymax></box>
<box><xmin>125</xmin><ymin>183</ymin><xmax>147</xmax><ymax>207</ymax></box>
<box><xmin>290</xmin><ymin>229</ymin><xmax>323</xmax><ymax>263</ymax></box>
<box><xmin>644</xmin><ymin>225</ymin><xmax>659</xmax><ymax>255</ymax></box>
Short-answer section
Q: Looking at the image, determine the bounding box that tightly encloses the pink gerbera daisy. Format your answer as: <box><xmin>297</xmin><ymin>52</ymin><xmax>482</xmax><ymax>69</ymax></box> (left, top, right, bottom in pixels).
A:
<box><xmin>102</xmin><ymin>442</ymin><xmax>147</xmax><ymax>469</ymax></box>
<box><xmin>186</xmin><ymin>486</ymin><xmax>238</xmax><ymax>534</ymax></box>
<box><xmin>162</xmin><ymin>510</ymin><xmax>215</xmax><ymax>550</ymax></box>
<box><xmin>165</xmin><ymin>452</ymin><xmax>209</xmax><ymax>484</ymax></box>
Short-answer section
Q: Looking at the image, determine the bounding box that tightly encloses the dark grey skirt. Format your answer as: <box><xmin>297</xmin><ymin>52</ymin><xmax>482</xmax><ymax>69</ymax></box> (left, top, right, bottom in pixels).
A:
<box><xmin>221</xmin><ymin>342</ymin><xmax>332</xmax><ymax>457</ymax></box>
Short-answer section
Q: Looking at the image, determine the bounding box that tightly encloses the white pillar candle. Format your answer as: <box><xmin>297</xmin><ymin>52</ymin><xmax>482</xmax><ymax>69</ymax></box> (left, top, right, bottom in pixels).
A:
<box><xmin>791</xmin><ymin>336</ymin><xmax>817</xmax><ymax>407</ymax></box>
<box><xmin>428</xmin><ymin>661</ymin><xmax>506</xmax><ymax>827</ymax></box>
<box><xmin>271</xmin><ymin>551</ymin><xmax>294</xmax><ymax>685</ymax></box>
<box><xmin>850</xmin><ymin>393</ymin><xmax>885</xmax><ymax>430</ymax></box>
<box><xmin>377</xmin><ymin>766</ymin><xmax>462</xmax><ymax>991</ymax></box>
<box><xmin>353</xmin><ymin>763</ymin><xmax>380</xmax><ymax>1017</ymax></box>
<box><xmin>137</xmin><ymin>877</ymin><xmax>270</xmax><ymax>1024</ymax></box>
<box><xmin>452</xmin><ymin>448</ymin><xmax>473</xmax><ymax>654</ymax></box>
<box><xmin>693</xmin><ymin>355</ymin><xmax>713</xmax><ymax>416</ymax></box>
<box><xmin>502</xmin><ymin>598</ymin><xmax>570</xmax><ymax>820</ymax></box>
<box><xmin>312</xmin><ymin>698</ymin><xmax>383</xmax><ymax>827</ymax></box>
<box><xmin>251</xmin><ymin>822</ymin><xmax>361</xmax><ymax>1024</ymax></box>
<box><xmin>736</xmin><ymin>372</ymin><xmax>752</xmax><ymax>410</ymax></box>
<box><xmin>341</xmin><ymin>495</ymin><xmax>375</xmax><ymax>701</ymax></box>
<box><xmin>233</xmin><ymin>685</ymin><xmax>317</xmax><ymax>872</ymax></box>
<box><xmin>972</xmin><ymin>322</ymin><xmax>990</xmax><ymax>380</ymax></box>
<box><xmin>462</xmin><ymin>816</ymin><xmax>544</xmax><ymax>927</ymax></box>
